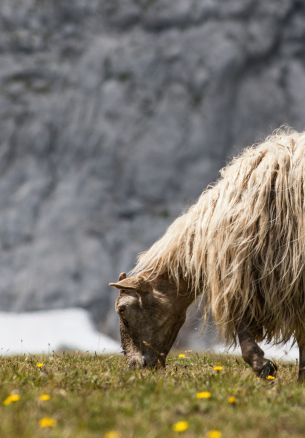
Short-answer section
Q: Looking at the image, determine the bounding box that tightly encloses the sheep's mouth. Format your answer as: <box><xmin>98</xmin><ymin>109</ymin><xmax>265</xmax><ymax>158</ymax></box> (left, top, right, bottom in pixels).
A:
<box><xmin>126</xmin><ymin>351</ymin><xmax>166</xmax><ymax>368</ymax></box>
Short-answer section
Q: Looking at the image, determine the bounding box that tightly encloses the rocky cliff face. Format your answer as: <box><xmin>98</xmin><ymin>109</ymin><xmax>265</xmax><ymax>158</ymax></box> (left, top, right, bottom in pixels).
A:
<box><xmin>1</xmin><ymin>0</ymin><xmax>305</xmax><ymax>342</ymax></box>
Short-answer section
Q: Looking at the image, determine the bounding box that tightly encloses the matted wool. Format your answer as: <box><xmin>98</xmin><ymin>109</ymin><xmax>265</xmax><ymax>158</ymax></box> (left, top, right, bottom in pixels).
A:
<box><xmin>132</xmin><ymin>129</ymin><xmax>305</xmax><ymax>344</ymax></box>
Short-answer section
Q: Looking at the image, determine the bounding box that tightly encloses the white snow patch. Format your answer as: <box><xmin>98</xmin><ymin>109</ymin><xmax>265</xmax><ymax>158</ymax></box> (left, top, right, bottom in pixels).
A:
<box><xmin>0</xmin><ymin>308</ymin><xmax>299</xmax><ymax>362</ymax></box>
<box><xmin>0</xmin><ymin>308</ymin><xmax>120</xmax><ymax>355</ymax></box>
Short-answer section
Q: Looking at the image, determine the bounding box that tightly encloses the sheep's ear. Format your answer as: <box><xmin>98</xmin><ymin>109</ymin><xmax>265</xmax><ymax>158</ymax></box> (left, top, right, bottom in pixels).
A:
<box><xmin>109</xmin><ymin>274</ymin><xmax>149</xmax><ymax>292</ymax></box>
<box><xmin>109</xmin><ymin>272</ymin><xmax>128</xmax><ymax>288</ymax></box>
<box><xmin>118</xmin><ymin>272</ymin><xmax>127</xmax><ymax>281</ymax></box>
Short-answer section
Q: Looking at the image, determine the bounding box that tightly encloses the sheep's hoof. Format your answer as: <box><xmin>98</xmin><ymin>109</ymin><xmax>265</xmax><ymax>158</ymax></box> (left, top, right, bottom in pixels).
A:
<box><xmin>259</xmin><ymin>360</ymin><xmax>278</xmax><ymax>379</ymax></box>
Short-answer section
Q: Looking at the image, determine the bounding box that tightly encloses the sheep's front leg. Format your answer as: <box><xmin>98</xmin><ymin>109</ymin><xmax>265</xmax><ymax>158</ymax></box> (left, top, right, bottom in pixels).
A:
<box><xmin>237</xmin><ymin>324</ymin><xmax>277</xmax><ymax>378</ymax></box>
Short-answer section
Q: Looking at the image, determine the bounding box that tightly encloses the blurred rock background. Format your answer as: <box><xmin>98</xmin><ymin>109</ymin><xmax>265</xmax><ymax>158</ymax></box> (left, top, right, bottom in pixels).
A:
<box><xmin>0</xmin><ymin>0</ymin><xmax>305</xmax><ymax>346</ymax></box>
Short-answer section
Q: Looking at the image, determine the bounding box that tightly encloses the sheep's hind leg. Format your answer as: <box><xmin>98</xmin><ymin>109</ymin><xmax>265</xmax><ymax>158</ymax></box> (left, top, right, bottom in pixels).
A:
<box><xmin>237</xmin><ymin>325</ymin><xmax>277</xmax><ymax>378</ymax></box>
<box><xmin>296</xmin><ymin>339</ymin><xmax>305</xmax><ymax>382</ymax></box>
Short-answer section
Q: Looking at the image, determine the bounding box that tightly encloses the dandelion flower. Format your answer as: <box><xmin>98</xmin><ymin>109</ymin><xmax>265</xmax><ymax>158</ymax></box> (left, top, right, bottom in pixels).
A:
<box><xmin>39</xmin><ymin>417</ymin><xmax>57</xmax><ymax>428</ymax></box>
<box><xmin>213</xmin><ymin>366</ymin><xmax>223</xmax><ymax>372</ymax></box>
<box><xmin>172</xmin><ymin>420</ymin><xmax>189</xmax><ymax>432</ymax></box>
<box><xmin>104</xmin><ymin>431</ymin><xmax>120</xmax><ymax>438</ymax></box>
<box><xmin>228</xmin><ymin>396</ymin><xmax>237</xmax><ymax>405</ymax></box>
<box><xmin>196</xmin><ymin>391</ymin><xmax>212</xmax><ymax>399</ymax></box>
<box><xmin>36</xmin><ymin>362</ymin><xmax>44</xmax><ymax>368</ymax></box>
<box><xmin>178</xmin><ymin>354</ymin><xmax>186</xmax><ymax>359</ymax></box>
<box><xmin>207</xmin><ymin>430</ymin><xmax>222</xmax><ymax>438</ymax></box>
<box><xmin>266</xmin><ymin>375</ymin><xmax>275</xmax><ymax>381</ymax></box>
<box><xmin>39</xmin><ymin>393</ymin><xmax>50</xmax><ymax>401</ymax></box>
<box><xmin>3</xmin><ymin>393</ymin><xmax>20</xmax><ymax>406</ymax></box>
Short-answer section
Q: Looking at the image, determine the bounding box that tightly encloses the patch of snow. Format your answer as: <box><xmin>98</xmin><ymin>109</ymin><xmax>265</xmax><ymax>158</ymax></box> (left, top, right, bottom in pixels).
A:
<box><xmin>1</xmin><ymin>308</ymin><xmax>298</xmax><ymax>362</ymax></box>
<box><xmin>0</xmin><ymin>308</ymin><xmax>120</xmax><ymax>355</ymax></box>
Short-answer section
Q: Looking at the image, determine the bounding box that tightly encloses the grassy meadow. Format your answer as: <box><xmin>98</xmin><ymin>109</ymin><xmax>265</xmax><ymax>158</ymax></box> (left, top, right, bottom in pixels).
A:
<box><xmin>0</xmin><ymin>352</ymin><xmax>303</xmax><ymax>437</ymax></box>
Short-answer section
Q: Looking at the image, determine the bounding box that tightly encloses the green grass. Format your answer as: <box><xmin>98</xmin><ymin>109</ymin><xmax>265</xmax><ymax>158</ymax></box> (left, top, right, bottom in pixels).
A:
<box><xmin>0</xmin><ymin>352</ymin><xmax>303</xmax><ymax>437</ymax></box>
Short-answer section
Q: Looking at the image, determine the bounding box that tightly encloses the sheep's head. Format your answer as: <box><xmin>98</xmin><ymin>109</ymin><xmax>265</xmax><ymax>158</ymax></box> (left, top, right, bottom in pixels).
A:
<box><xmin>109</xmin><ymin>272</ymin><xmax>188</xmax><ymax>368</ymax></box>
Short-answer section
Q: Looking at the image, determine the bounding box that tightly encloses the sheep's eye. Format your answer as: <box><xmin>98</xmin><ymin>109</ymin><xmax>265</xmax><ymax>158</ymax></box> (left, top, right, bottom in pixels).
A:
<box><xmin>120</xmin><ymin>315</ymin><xmax>129</xmax><ymax>328</ymax></box>
<box><xmin>118</xmin><ymin>305</ymin><xmax>126</xmax><ymax>314</ymax></box>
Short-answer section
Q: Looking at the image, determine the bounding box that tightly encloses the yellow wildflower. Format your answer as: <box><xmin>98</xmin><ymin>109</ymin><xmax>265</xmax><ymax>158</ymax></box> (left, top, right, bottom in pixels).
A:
<box><xmin>39</xmin><ymin>417</ymin><xmax>57</xmax><ymax>428</ymax></box>
<box><xmin>3</xmin><ymin>393</ymin><xmax>21</xmax><ymax>406</ymax></box>
<box><xmin>178</xmin><ymin>353</ymin><xmax>186</xmax><ymax>359</ymax></box>
<box><xmin>196</xmin><ymin>391</ymin><xmax>212</xmax><ymax>399</ymax></box>
<box><xmin>39</xmin><ymin>393</ymin><xmax>50</xmax><ymax>401</ymax></box>
<box><xmin>266</xmin><ymin>375</ymin><xmax>275</xmax><ymax>380</ymax></box>
<box><xmin>213</xmin><ymin>366</ymin><xmax>223</xmax><ymax>372</ymax></box>
<box><xmin>36</xmin><ymin>362</ymin><xmax>44</xmax><ymax>368</ymax></box>
<box><xmin>104</xmin><ymin>431</ymin><xmax>120</xmax><ymax>438</ymax></box>
<box><xmin>172</xmin><ymin>420</ymin><xmax>189</xmax><ymax>432</ymax></box>
<box><xmin>228</xmin><ymin>396</ymin><xmax>237</xmax><ymax>405</ymax></box>
<box><xmin>207</xmin><ymin>430</ymin><xmax>222</xmax><ymax>438</ymax></box>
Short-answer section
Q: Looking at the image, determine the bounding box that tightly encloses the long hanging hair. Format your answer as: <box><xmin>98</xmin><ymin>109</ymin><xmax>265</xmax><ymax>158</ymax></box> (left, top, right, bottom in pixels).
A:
<box><xmin>132</xmin><ymin>129</ymin><xmax>305</xmax><ymax>344</ymax></box>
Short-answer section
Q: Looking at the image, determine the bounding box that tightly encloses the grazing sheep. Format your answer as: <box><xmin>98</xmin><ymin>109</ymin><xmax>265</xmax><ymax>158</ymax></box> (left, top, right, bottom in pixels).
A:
<box><xmin>110</xmin><ymin>129</ymin><xmax>305</xmax><ymax>381</ymax></box>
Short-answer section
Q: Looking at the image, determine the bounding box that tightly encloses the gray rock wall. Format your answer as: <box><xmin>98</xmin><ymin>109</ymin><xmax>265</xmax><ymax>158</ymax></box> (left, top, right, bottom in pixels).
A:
<box><xmin>1</xmin><ymin>0</ymin><xmax>305</xmax><ymax>342</ymax></box>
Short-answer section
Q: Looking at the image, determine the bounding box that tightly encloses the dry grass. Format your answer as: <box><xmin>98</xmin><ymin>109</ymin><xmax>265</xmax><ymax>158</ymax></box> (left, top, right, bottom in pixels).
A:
<box><xmin>0</xmin><ymin>352</ymin><xmax>304</xmax><ymax>437</ymax></box>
